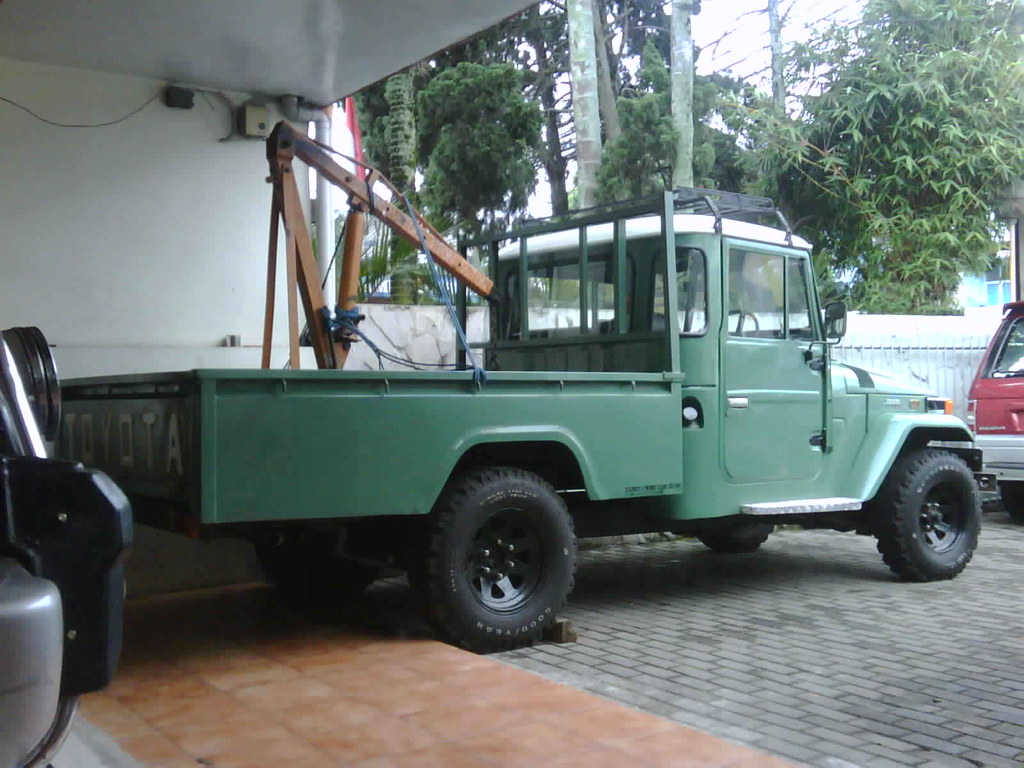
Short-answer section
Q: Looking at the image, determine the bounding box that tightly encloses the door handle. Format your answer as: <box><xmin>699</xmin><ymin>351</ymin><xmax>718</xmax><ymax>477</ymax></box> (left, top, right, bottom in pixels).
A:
<box><xmin>728</xmin><ymin>396</ymin><xmax>749</xmax><ymax>409</ymax></box>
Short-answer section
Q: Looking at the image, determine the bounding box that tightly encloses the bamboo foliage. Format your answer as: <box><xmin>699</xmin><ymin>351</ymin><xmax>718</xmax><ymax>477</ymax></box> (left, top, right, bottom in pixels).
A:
<box><xmin>764</xmin><ymin>0</ymin><xmax>1024</xmax><ymax>313</ymax></box>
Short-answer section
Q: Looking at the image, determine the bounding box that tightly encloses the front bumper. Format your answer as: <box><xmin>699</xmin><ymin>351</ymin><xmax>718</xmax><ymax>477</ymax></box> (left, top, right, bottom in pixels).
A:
<box><xmin>0</xmin><ymin>560</ymin><xmax>63</xmax><ymax>768</ymax></box>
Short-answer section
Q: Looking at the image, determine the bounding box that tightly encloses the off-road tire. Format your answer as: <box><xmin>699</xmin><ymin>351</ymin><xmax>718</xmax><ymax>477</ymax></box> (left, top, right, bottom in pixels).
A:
<box><xmin>871</xmin><ymin>448</ymin><xmax>980</xmax><ymax>582</ymax></box>
<box><xmin>999</xmin><ymin>481</ymin><xmax>1024</xmax><ymax>522</ymax></box>
<box><xmin>697</xmin><ymin>522</ymin><xmax>774</xmax><ymax>554</ymax></box>
<box><xmin>422</xmin><ymin>467</ymin><xmax>575</xmax><ymax>653</ymax></box>
<box><xmin>254</xmin><ymin>532</ymin><xmax>378</xmax><ymax>602</ymax></box>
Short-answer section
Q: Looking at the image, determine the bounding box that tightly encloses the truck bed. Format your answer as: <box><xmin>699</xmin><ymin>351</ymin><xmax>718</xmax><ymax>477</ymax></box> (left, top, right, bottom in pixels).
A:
<box><xmin>60</xmin><ymin>369</ymin><xmax>683</xmax><ymax>528</ymax></box>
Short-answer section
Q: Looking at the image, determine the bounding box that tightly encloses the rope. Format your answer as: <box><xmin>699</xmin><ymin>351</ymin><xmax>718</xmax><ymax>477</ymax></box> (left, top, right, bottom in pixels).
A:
<box><xmin>397</xmin><ymin>191</ymin><xmax>484</xmax><ymax>383</ymax></box>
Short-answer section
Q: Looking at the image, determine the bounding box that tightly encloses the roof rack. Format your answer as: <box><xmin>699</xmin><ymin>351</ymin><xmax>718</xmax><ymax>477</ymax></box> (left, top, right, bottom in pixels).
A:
<box><xmin>461</xmin><ymin>188</ymin><xmax>795</xmax><ymax>250</ymax></box>
<box><xmin>673</xmin><ymin>187</ymin><xmax>793</xmax><ymax>245</ymax></box>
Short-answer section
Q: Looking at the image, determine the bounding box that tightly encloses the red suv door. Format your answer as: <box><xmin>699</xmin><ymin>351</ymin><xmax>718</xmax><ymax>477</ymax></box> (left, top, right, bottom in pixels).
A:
<box><xmin>969</xmin><ymin>301</ymin><xmax>1024</xmax><ymax>520</ymax></box>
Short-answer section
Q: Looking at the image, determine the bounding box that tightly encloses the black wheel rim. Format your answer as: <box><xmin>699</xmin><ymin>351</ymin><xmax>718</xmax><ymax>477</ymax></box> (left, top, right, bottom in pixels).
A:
<box><xmin>464</xmin><ymin>508</ymin><xmax>544</xmax><ymax>613</ymax></box>
<box><xmin>918</xmin><ymin>483</ymin><xmax>966</xmax><ymax>554</ymax></box>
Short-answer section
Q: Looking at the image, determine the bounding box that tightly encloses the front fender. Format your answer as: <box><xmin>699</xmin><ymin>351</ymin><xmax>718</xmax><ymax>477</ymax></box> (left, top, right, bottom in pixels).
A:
<box><xmin>845</xmin><ymin>413</ymin><xmax>974</xmax><ymax>501</ymax></box>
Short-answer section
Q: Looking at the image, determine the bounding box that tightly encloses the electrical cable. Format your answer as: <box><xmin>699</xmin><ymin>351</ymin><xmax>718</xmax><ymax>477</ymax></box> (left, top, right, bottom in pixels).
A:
<box><xmin>0</xmin><ymin>92</ymin><xmax>161</xmax><ymax>128</ymax></box>
<box><xmin>199</xmin><ymin>90</ymin><xmax>238</xmax><ymax>141</ymax></box>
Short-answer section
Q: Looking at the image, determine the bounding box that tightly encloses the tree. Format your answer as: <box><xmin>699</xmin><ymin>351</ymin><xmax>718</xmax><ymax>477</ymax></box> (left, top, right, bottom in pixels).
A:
<box><xmin>568</xmin><ymin>0</ymin><xmax>603</xmax><ymax>207</ymax></box>
<box><xmin>597</xmin><ymin>40</ymin><xmax>676</xmax><ymax>201</ymax></box>
<box><xmin>425</xmin><ymin>4</ymin><xmax>573</xmax><ymax>215</ymax></box>
<box><xmin>518</xmin><ymin>6</ymin><xmax>573</xmax><ymax>214</ymax></box>
<box><xmin>417</xmin><ymin>61</ymin><xmax>542</xmax><ymax>234</ymax></box>
<box><xmin>765</xmin><ymin>0</ymin><xmax>1024</xmax><ymax>314</ymax></box>
<box><xmin>598</xmin><ymin>40</ymin><xmax>753</xmax><ymax>202</ymax></box>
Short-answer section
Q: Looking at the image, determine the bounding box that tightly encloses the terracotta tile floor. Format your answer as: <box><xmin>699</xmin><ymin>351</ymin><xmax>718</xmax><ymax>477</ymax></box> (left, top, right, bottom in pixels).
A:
<box><xmin>81</xmin><ymin>584</ymin><xmax>798</xmax><ymax>767</ymax></box>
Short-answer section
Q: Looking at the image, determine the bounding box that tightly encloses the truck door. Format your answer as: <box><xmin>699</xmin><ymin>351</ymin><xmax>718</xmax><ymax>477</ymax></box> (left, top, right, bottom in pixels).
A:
<box><xmin>721</xmin><ymin>242</ymin><xmax>824</xmax><ymax>485</ymax></box>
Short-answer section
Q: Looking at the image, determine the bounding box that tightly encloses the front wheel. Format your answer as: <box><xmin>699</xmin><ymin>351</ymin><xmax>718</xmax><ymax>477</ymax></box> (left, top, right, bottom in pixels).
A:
<box><xmin>871</xmin><ymin>448</ymin><xmax>980</xmax><ymax>581</ymax></box>
<box><xmin>422</xmin><ymin>467</ymin><xmax>576</xmax><ymax>653</ymax></box>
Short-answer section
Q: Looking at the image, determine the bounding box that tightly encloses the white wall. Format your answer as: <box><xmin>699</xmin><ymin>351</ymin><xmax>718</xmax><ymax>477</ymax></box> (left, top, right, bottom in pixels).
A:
<box><xmin>52</xmin><ymin>305</ymin><xmax>490</xmax><ymax>378</ymax></box>
<box><xmin>0</xmin><ymin>57</ymin><xmax>310</xmax><ymax>376</ymax></box>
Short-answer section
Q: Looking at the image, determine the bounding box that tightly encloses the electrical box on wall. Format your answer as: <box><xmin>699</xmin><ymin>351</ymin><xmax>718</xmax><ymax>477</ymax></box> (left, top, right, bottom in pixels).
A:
<box><xmin>238</xmin><ymin>104</ymin><xmax>270</xmax><ymax>137</ymax></box>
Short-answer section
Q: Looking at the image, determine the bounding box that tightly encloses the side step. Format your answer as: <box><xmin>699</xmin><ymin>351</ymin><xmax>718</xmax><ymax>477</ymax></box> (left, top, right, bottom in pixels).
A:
<box><xmin>741</xmin><ymin>497</ymin><xmax>862</xmax><ymax>516</ymax></box>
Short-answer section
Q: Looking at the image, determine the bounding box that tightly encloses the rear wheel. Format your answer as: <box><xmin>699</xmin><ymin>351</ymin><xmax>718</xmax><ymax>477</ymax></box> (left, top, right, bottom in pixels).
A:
<box><xmin>422</xmin><ymin>467</ymin><xmax>575</xmax><ymax>653</ymax></box>
<box><xmin>872</xmin><ymin>448</ymin><xmax>980</xmax><ymax>581</ymax></box>
<box><xmin>697</xmin><ymin>522</ymin><xmax>774</xmax><ymax>553</ymax></box>
<box><xmin>254</xmin><ymin>530</ymin><xmax>378</xmax><ymax>602</ymax></box>
<box><xmin>999</xmin><ymin>481</ymin><xmax>1024</xmax><ymax>522</ymax></box>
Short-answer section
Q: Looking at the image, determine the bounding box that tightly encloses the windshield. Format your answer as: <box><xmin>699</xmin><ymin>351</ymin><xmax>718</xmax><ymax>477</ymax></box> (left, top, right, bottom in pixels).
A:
<box><xmin>990</xmin><ymin>317</ymin><xmax>1024</xmax><ymax>378</ymax></box>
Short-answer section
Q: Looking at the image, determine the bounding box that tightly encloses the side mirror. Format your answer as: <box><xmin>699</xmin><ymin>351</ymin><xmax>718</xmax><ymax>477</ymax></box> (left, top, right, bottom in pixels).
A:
<box><xmin>823</xmin><ymin>300</ymin><xmax>847</xmax><ymax>341</ymax></box>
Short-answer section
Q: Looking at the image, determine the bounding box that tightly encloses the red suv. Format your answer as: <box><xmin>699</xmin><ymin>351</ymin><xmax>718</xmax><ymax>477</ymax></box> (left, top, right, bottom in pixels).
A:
<box><xmin>968</xmin><ymin>301</ymin><xmax>1024</xmax><ymax>520</ymax></box>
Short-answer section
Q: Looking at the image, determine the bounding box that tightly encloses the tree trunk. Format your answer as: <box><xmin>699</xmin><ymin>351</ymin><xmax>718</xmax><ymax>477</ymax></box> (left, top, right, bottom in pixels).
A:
<box><xmin>568</xmin><ymin>0</ymin><xmax>603</xmax><ymax>208</ymax></box>
<box><xmin>768</xmin><ymin>0</ymin><xmax>785</xmax><ymax>115</ymax></box>
<box><xmin>670</xmin><ymin>0</ymin><xmax>694</xmax><ymax>189</ymax></box>
<box><xmin>593</xmin><ymin>3</ymin><xmax>621</xmax><ymax>143</ymax></box>
<box><xmin>540</xmin><ymin>81</ymin><xmax>570</xmax><ymax>215</ymax></box>
<box><xmin>525</xmin><ymin>15</ymin><xmax>570</xmax><ymax>215</ymax></box>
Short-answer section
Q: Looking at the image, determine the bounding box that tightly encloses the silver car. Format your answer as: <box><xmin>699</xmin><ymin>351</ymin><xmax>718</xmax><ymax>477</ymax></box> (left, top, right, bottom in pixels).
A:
<box><xmin>0</xmin><ymin>329</ymin><xmax>131</xmax><ymax>768</ymax></box>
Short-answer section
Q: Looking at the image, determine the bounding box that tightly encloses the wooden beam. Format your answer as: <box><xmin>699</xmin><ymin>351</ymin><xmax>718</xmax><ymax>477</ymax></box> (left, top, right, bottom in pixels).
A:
<box><xmin>261</xmin><ymin>186</ymin><xmax>281</xmax><ymax>369</ymax></box>
<box><xmin>272</xmin><ymin>123</ymin><xmax>494</xmax><ymax>299</ymax></box>
<box><xmin>283</xmin><ymin>202</ymin><xmax>300</xmax><ymax>370</ymax></box>
<box><xmin>333</xmin><ymin>209</ymin><xmax>367</xmax><ymax>369</ymax></box>
<box><xmin>279</xmin><ymin>161</ymin><xmax>347</xmax><ymax>369</ymax></box>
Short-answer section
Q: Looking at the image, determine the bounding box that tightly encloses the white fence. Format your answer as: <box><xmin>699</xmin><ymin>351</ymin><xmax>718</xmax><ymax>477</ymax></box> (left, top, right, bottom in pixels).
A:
<box><xmin>833</xmin><ymin>334</ymin><xmax>991</xmax><ymax>419</ymax></box>
<box><xmin>339</xmin><ymin>307</ymin><xmax>997</xmax><ymax>421</ymax></box>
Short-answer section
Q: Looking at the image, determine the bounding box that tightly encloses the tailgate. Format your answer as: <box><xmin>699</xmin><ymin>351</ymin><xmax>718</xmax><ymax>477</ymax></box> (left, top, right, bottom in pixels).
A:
<box><xmin>59</xmin><ymin>372</ymin><xmax>199</xmax><ymax>520</ymax></box>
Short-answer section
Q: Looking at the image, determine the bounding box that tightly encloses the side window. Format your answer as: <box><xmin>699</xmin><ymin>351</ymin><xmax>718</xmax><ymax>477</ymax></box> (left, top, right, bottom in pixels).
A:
<box><xmin>526</xmin><ymin>253</ymin><xmax>582</xmax><ymax>337</ymax></box>
<box><xmin>728</xmin><ymin>249</ymin><xmax>784</xmax><ymax>338</ymax></box>
<box><xmin>787</xmin><ymin>258</ymin><xmax>815</xmax><ymax>340</ymax></box>
<box><xmin>653</xmin><ymin>247</ymin><xmax>707</xmax><ymax>335</ymax></box>
<box><xmin>990</xmin><ymin>319</ymin><xmax>1024</xmax><ymax>377</ymax></box>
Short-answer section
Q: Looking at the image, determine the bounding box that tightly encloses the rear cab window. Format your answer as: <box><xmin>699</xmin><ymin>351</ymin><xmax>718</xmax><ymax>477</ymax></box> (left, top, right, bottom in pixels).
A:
<box><xmin>653</xmin><ymin>247</ymin><xmax>708</xmax><ymax>336</ymax></box>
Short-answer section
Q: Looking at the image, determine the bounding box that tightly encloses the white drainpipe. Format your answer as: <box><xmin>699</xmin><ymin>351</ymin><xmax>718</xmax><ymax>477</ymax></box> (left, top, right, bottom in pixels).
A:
<box><xmin>313</xmin><ymin>111</ymin><xmax>334</xmax><ymax>306</ymax></box>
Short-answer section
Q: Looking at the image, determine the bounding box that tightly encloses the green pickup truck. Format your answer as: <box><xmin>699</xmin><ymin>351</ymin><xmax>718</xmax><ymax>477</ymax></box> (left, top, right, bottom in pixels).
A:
<box><xmin>59</xmin><ymin>190</ymin><xmax>985</xmax><ymax>652</ymax></box>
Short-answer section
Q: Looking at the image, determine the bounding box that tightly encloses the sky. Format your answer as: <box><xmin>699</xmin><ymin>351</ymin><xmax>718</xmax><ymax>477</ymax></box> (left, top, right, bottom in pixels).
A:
<box><xmin>326</xmin><ymin>0</ymin><xmax>869</xmax><ymax>219</ymax></box>
<box><xmin>694</xmin><ymin>0</ymin><xmax>863</xmax><ymax>83</ymax></box>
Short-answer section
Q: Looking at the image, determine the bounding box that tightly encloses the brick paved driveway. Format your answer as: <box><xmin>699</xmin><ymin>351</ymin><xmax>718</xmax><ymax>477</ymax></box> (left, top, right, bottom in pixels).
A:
<box><xmin>497</xmin><ymin>509</ymin><xmax>1024</xmax><ymax>768</ymax></box>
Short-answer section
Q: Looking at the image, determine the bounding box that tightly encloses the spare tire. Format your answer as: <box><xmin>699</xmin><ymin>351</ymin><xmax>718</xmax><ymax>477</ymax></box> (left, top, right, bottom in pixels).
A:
<box><xmin>2</xmin><ymin>326</ymin><xmax>61</xmax><ymax>441</ymax></box>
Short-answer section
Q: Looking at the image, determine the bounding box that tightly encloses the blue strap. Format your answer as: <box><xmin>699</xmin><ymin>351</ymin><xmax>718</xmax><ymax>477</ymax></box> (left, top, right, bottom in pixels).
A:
<box><xmin>398</xmin><ymin>193</ymin><xmax>486</xmax><ymax>384</ymax></box>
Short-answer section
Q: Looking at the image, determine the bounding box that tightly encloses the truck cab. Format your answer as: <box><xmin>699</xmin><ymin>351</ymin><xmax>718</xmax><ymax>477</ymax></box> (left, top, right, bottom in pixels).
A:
<box><xmin>470</xmin><ymin>190</ymin><xmax>977</xmax><ymax>527</ymax></box>
<box><xmin>967</xmin><ymin>301</ymin><xmax>1024</xmax><ymax>518</ymax></box>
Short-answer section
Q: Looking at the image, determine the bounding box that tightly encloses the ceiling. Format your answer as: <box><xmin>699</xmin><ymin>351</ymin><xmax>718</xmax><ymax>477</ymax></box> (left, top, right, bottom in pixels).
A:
<box><xmin>0</xmin><ymin>0</ymin><xmax>534</xmax><ymax>104</ymax></box>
